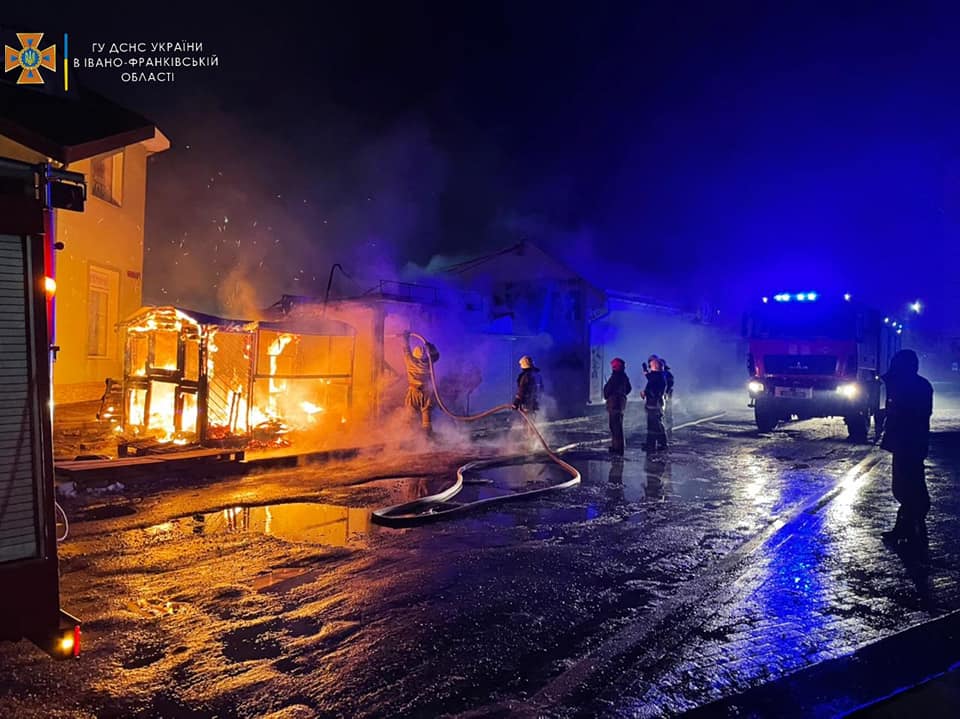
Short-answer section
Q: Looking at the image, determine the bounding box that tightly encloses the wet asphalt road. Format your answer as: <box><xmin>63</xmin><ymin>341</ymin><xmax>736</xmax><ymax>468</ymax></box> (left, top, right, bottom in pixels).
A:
<box><xmin>2</xmin><ymin>401</ymin><xmax>959</xmax><ymax>718</ymax></box>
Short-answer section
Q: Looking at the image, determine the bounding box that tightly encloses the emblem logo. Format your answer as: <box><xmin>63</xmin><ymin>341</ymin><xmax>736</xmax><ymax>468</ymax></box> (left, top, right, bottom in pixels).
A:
<box><xmin>4</xmin><ymin>32</ymin><xmax>57</xmax><ymax>84</ymax></box>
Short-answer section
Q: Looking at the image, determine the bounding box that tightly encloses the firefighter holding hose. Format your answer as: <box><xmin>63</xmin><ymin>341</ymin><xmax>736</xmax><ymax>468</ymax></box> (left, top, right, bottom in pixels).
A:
<box><xmin>402</xmin><ymin>330</ymin><xmax>440</xmax><ymax>435</ymax></box>
<box><xmin>513</xmin><ymin>355</ymin><xmax>543</xmax><ymax>415</ymax></box>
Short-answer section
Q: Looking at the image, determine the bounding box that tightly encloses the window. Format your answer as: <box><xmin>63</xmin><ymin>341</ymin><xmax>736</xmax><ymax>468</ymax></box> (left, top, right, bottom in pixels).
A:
<box><xmin>87</xmin><ymin>266</ymin><xmax>119</xmax><ymax>357</ymax></box>
<box><xmin>91</xmin><ymin>150</ymin><xmax>124</xmax><ymax>205</ymax></box>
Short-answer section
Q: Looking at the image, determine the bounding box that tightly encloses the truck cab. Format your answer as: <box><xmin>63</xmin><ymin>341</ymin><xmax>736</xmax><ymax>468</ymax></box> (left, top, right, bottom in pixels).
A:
<box><xmin>743</xmin><ymin>292</ymin><xmax>900</xmax><ymax>440</ymax></box>
<box><xmin>0</xmin><ymin>157</ymin><xmax>84</xmax><ymax>658</ymax></box>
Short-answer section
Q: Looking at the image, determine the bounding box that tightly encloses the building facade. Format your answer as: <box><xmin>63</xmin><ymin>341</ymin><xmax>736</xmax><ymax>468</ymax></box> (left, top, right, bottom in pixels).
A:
<box><xmin>0</xmin><ymin>82</ymin><xmax>168</xmax><ymax>402</ymax></box>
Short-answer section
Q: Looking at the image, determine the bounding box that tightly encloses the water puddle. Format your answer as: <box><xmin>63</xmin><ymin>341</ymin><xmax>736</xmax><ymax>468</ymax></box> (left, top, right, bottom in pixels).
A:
<box><xmin>141</xmin><ymin>476</ymin><xmax>447</xmax><ymax>547</ymax></box>
<box><xmin>461</xmin><ymin>461</ymin><xmax>570</xmax><ymax>494</ymax></box>
<box><xmin>577</xmin><ymin>456</ymin><xmax>716</xmax><ymax>502</ymax></box>
<box><xmin>144</xmin><ymin>502</ymin><xmax>378</xmax><ymax>547</ymax></box>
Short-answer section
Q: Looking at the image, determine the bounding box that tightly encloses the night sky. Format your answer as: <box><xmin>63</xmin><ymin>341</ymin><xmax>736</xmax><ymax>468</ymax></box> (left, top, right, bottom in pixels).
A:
<box><xmin>6</xmin><ymin>2</ymin><xmax>960</xmax><ymax>330</ymax></box>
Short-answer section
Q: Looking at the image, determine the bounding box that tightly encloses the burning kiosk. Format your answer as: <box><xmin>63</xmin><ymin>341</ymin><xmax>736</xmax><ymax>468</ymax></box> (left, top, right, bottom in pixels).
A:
<box><xmin>119</xmin><ymin>306</ymin><xmax>356</xmax><ymax>449</ymax></box>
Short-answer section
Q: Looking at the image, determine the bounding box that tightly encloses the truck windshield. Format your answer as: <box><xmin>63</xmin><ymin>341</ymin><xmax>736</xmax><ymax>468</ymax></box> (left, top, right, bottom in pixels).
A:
<box><xmin>750</xmin><ymin>303</ymin><xmax>856</xmax><ymax>340</ymax></box>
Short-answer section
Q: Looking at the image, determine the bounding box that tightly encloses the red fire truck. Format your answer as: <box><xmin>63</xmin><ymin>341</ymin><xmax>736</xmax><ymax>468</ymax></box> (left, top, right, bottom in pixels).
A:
<box><xmin>0</xmin><ymin>157</ymin><xmax>84</xmax><ymax>658</ymax></box>
<box><xmin>743</xmin><ymin>292</ymin><xmax>901</xmax><ymax>440</ymax></box>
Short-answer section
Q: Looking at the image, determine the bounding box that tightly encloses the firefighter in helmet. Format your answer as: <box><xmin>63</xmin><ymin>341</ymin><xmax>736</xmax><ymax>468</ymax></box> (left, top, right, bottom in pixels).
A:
<box><xmin>603</xmin><ymin>357</ymin><xmax>632</xmax><ymax>455</ymax></box>
<box><xmin>513</xmin><ymin>355</ymin><xmax>543</xmax><ymax>414</ymax></box>
<box><xmin>402</xmin><ymin>331</ymin><xmax>440</xmax><ymax>435</ymax></box>
<box><xmin>641</xmin><ymin>356</ymin><xmax>668</xmax><ymax>451</ymax></box>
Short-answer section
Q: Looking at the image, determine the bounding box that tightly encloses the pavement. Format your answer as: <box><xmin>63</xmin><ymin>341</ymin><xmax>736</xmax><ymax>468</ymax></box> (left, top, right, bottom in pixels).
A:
<box><xmin>3</xmin><ymin>396</ymin><xmax>959</xmax><ymax>718</ymax></box>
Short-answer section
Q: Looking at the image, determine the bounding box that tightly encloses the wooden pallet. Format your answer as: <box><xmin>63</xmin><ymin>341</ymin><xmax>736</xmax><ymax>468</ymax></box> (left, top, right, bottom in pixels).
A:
<box><xmin>56</xmin><ymin>448</ymin><xmax>246</xmax><ymax>484</ymax></box>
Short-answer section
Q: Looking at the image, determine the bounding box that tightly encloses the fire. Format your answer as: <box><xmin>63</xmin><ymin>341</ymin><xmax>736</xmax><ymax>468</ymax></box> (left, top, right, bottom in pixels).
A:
<box><xmin>249</xmin><ymin>406</ymin><xmax>271</xmax><ymax>426</ymax></box>
<box><xmin>299</xmin><ymin>401</ymin><xmax>324</xmax><ymax>424</ymax></box>
<box><xmin>206</xmin><ymin>329</ymin><xmax>219</xmax><ymax>382</ymax></box>
<box><xmin>266</xmin><ymin>333</ymin><xmax>294</xmax><ymax>417</ymax></box>
<box><xmin>182</xmin><ymin>393</ymin><xmax>198</xmax><ymax>433</ymax></box>
<box><xmin>120</xmin><ymin>307</ymin><xmax>355</xmax><ymax>452</ymax></box>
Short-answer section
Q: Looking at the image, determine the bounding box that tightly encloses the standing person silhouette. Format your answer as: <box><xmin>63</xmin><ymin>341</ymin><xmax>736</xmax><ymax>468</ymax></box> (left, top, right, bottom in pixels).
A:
<box><xmin>641</xmin><ymin>356</ymin><xmax>668</xmax><ymax>451</ymax></box>
<box><xmin>880</xmin><ymin>349</ymin><xmax>934</xmax><ymax>547</ymax></box>
<box><xmin>603</xmin><ymin>357</ymin><xmax>632</xmax><ymax>455</ymax></box>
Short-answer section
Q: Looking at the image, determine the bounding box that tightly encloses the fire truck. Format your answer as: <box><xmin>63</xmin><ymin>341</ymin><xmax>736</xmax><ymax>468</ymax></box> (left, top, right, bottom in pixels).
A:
<box><xmin>743</xmin><ymin>292</ymin><xmax>901</xmax><ymax>440</ymax></box>
<box><xmin>0</xmin><ymin>157</ymin><xmax>84</xmax><ymax>658</ymax></box>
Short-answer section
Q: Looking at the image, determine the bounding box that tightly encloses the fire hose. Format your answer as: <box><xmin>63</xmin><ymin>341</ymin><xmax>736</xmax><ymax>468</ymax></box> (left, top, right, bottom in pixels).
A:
<box><xmin>371</xmin><ymin>333</ymin><xmax>581</xmax><ymax>527</ymax></box>
<box><xmin>56</xmin><ymin>501</ymin><xmax>69</xmax><ymax>542</ymax></box>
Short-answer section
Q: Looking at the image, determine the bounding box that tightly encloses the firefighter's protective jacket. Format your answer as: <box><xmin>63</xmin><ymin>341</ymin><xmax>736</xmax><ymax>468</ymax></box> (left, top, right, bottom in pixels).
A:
<box><xmin>643</xmin><ymin>370</ymin><xmax>667</xmax><ymax>411</ymax></box>
<box><xmin>603</xmin><ymin>370</ymin><xmax>632</xmax><ymax>413</ymax></box>
<box><xmin>514</xmin><ymin>367</ymin><xmax>543</xmax><ymax>411</ymax></box>
<box><xmin>880</xmin><ymin>350</ymin><xmax>933</xmax><ymax>458</ymax></box>
<box><xmin>402</xmin><ymin>335</ymin><xmax>439</xmax><ymax>416</ymax></box>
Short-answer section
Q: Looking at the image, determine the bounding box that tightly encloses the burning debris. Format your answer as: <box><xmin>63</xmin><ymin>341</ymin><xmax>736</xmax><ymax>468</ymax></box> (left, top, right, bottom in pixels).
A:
<box><xmin>117</xmin><ymin>307</ymin><xmax>356</xmax><ymax>454</ymax></box>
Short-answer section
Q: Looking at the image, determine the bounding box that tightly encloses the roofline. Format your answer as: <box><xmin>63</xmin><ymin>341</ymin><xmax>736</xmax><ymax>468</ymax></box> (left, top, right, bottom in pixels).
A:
<box><xmin>141</xmin><ymin>128</ymin><xmax>171</xmax><ymax>155</ymax></box>
<box><xmin>441</xmin><ymin>240</ymin><xmax>604</xmax><ymax>295</ymax></box>
<box><xmin>62</xmin><ymin>125</ymin><xmax>158</xmax><ymax>163</ymax></box>
<box><xmin>442</xmin><ymin>242</ymin><xmax>524</xmax><ymax>275</ymax></box>
<box><xmin>605</xmin><ymin>291</ymin><xmax>684</xmax><ymax>314</ymax></box>
<box><xmin>0</xmin><ymin>117</ymin><xmax>162</xmax><ymax>163</ymax></box>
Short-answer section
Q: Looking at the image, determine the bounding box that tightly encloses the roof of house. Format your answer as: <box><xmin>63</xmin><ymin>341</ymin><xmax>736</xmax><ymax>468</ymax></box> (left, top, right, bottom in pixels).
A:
<box><xmin>0</xmin><ymin>81</ymin><xmax>168</xmax><ymax>163</ymax></box>
<box><xmin>441</xmin><ymin>241</ymin><xmax>609</xmax><ymax>312</ymax></box>
<box><xmin>442</xmin><ymin>240</ymin><xmax>596</xmax><ymax>286</ymax></box>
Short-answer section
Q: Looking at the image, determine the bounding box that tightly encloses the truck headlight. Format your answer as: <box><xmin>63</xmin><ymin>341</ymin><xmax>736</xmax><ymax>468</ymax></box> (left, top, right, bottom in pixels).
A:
<box><xmin>836</xmin><ymin>383</ymin><xmax>859</xmax><ymax>399</ymax></box>
<box><xmin>748</xmin><ymin>380</ymin><xmax>765</xmax><ymax>394</ymax></box>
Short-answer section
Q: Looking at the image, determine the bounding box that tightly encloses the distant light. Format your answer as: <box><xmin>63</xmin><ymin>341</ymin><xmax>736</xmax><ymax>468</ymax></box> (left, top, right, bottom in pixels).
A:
<box><xmin>884</xmin><ymin>317</ymin><xmax>890</xmax><ymax>323</ymax></box>
<box><xmin>774</xmin><ymin>293</ymin><xmax>791</xmax><ymax>302</ymax></box>
<box><xmin>836</xmin><ymin>383</ymin><xmax>859</xmax><ymax>399</ymax></box>
<box><xmin>843</xmin><ymin>293</ymin><xmax>851</xmax><ymax>301</ymax></box>
<box><xmin>44</xmin><ymin>276</ymin><xmax>56</xmax><ymax>294</ymax></box>
<box><xmin>897</xmin><ymin>328</ymin><xmax>903</xmax><ymax>335</ymax></box>
<box><xmin>762</xmin><ymin>296</ymin><xmax>769</xmax><ymax>304</ymax></box>
<box><xmin>796</xmin><ymin>293</ymin><xmax>807</xmax><ymax>301</ymax></box>
<box><xmin>807</xmin><ymin>292</ymin><xmax>818</xmax><ymax>301</ymax></box>
<box><xmin>910</xmin><ymin>301</ymin><xmax>922</xmax><ymax>314</ymax></box>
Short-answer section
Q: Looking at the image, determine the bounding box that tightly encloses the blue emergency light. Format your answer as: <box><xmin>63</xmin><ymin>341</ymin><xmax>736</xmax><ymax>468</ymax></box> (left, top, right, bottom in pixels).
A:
<box><xmin>773</xmin><ymin>292</ymin><xmax>818</xmax><ymax>302</ymax></box>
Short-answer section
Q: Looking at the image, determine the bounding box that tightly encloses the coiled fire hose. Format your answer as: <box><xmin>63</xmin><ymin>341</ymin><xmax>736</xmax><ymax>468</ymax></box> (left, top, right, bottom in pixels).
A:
<box><xmin>370</xmin><ymin>334</ymin><xmax>581</xmax><ymax>526</ymax></box>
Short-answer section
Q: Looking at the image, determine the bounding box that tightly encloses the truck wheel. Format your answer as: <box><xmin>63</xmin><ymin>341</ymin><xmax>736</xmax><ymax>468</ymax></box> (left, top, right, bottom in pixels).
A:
<box><xmin>845</xmin><ymin>412</ymin><xmax>869</xmax><ymax>443</ymax></box>
<box><xmin>755</xmin><ymin>404</ymin><xmax>777</xmax><ymax>433</ymax></box>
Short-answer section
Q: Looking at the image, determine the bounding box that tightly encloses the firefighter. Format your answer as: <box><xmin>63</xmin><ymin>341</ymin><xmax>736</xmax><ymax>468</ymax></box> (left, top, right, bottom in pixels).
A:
<box><xmin>661</xmin><ymin>358</ymin><xmax>675</xmax><ymax>434</ymax></box>
<box><xmin>402</xmin><ymin>331</ymin><xmax>440</xmax><ymax>435</ymax></box>
<box><xmin>513</xmin><ymin>355</ymin><xmax>543</xmax><ymax>415</ymax></box>
<box><xmin>603</xmin><ymin>357</ymin><xmax>632</xmax><ymax>454</ymax></box>
<box><xmin>641</xmin><ymin>356</ymin><xmax>668</xmax><ymax>451</ymax></box>
<box><xmin>879</xmin><ymin>349</ymin><xmax>934</xmax><ymax>547</ymax></box>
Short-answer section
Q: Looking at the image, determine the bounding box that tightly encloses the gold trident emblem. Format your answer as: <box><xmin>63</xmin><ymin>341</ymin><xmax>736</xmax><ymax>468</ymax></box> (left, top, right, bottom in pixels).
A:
<box><xmin>5</xmin><ymin>33</ymin><xmax>57</xmax><ymax>85</ymax></box>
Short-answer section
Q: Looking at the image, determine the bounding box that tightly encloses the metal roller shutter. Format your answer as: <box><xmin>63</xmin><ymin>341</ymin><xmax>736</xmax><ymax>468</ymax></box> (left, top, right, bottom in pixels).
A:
<box><xmin>0</xmin><ymin>234</ymin><xmax>38</xmax><ymax>563</ymax></box>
